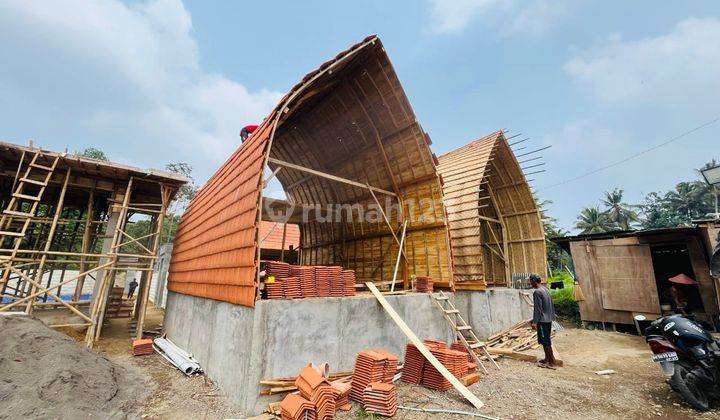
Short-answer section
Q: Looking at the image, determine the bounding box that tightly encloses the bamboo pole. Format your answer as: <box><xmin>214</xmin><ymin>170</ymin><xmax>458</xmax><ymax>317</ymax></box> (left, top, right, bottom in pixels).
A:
<box><xmin>75</xmin><ymin>189</ymin><xmax>95</xmax><ymax>301</ymax></box>
<box><xmin>135</xmin><ymin>184</ymin><xmax>170</xmax><ymax>339</ymax></box>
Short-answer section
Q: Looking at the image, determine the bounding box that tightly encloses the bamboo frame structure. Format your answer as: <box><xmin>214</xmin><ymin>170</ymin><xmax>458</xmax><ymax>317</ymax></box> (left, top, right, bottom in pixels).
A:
<box><xmin>0</xmin><ymin>141</ymin><xmax>185</xmax><ymax>346</ymax></box>
<box><xmin>437</xmin><ymin>131</ymin><xmax>547</xmax><ymax>287</ymax></box>
<box><xmin>168</xmin><ymin>36</ymin><xmax>452</xmax><ymax>308</ymax></box>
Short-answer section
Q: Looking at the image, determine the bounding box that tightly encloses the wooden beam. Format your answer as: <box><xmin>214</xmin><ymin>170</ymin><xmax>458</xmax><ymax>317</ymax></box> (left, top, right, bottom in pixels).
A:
<box><xmin>268</xmin><ymin>157</ymin><xmax>396</xmax><ymax>197</ymax></box>
<box><xmin>365</xmin><ymin>282</ymin><xmax>484</xmax><ymax>409</ymax></box>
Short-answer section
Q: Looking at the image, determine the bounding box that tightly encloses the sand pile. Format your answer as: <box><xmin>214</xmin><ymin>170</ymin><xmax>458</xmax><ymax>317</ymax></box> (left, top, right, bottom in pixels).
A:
<box><xmin>0</xmin><ymin>315</ymin><xmax>146</xmax><ymax>419</ymax></box>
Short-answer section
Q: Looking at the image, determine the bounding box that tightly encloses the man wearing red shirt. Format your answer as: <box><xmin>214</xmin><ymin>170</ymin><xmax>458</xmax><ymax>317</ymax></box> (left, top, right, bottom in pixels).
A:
<box><xmin>240</xmin><ymin>124</ymin><xmax>258</xmax><ymax>142</ymax></box>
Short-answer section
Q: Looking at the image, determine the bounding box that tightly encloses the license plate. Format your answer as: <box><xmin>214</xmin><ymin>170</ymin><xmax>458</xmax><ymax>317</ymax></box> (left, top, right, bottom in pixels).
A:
<box><xmin>651</xmin><ymin>351</ymin><xmax>678</xmax><ymax>362</ymax></box>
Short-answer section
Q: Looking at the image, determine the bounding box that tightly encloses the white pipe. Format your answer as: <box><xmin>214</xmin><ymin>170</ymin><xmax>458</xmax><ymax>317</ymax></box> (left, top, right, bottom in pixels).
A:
<box><xmin>153</xmin><ymin>337</ymin><xmax>202</xmax><ymax>375</ymax></box>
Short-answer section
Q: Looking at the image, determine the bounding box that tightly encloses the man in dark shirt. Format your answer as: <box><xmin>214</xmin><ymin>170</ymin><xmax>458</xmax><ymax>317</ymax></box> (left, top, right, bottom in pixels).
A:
<box><xmin>127</xmin><ymin>278</ymin><xmax>139</xmax><ymax>299</ymax></box>
<box><xmin>530</xmin><ymin>274</ymin><xmax>557</xmax><ymax>368</ymax></box>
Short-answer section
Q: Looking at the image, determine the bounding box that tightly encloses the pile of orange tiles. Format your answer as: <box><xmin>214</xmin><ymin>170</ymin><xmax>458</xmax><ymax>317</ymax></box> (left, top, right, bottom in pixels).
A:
<box><xmin>341</xmin><ymin>270</ymin><xmax>356</xmax><ymax>296</ymax></box>
<box><xmin>294</xmin><ymin>365</ymin><xmax>336</xmax><ymax>420</ymax></box>
<box><xmin>349</xmin><ymin>349</ymin><xmax>397</xmax><ymax>402</ymax></box>
<box><xmin>265</xmin><ymin>281</ymin><xmax>284</xmax><ymax>299</ymax></box>
<box><xmin>132</xmin><ymin>338</ymin><xmax>154</xmax><ymax>356</ymax></box>
<box><xmin>415</xmin><ymin>276</ymin><xmax>433</xmax><ymax>292</ymax></box>
<box><xmin>282</xmin><ymin>276</ymin><xmax>302</xmax><ymax>299</ymax></box>
<box><xmin>291</xmin><ymin>265</ymin><xmax>318</xmax><ymax>298</ymax></box>
<box><xmin>330</xmin><ymin>382</ymin><xmax>351</xmax><ymax>411</ymax></box>
<box><xmin>363</xmin><ymin>382</ymin><xmax>397</xmax><ymax>417</ymax></box>
<box><xmin>265</xmin><ymin>263</ymin><xmax>357</xmax><ymax>300</ymax></box>
<box><xmin>401</xmin><ymin>339</ymin><xmax>474</xmax><ymax>391</ymax></box>
<box><xmin>280</xmin><ymin>394</ymin><xmax>316</xmax><ymax>420</ymax></box>
<box><xmin>267</xmin><ymin>261</ymin><xmax>291</xmax><ymax>278</ymax></box>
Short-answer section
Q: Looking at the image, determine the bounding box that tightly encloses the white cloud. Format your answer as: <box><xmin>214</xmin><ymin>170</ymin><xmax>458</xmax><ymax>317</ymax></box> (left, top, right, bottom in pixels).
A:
<box><xmin>0</xmin><ymin>0</ymin><xmax>282</xmax><ymax>179</ymax></box>
<box><xmin>564</xmin><ymin>17</ymin><xmax>720</xmax><ymax>106</ymax></box>
<box><xmin>428</xmin><ymin>0</ymin><xmax>572</xmax><ymax>37</ymax></box>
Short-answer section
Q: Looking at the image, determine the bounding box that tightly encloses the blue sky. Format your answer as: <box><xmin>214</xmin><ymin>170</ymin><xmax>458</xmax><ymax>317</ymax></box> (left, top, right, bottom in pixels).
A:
<box><xmin>1</xmin><ymin>1</ymin><xmax>719</xmax><ymax>231</ymax></box>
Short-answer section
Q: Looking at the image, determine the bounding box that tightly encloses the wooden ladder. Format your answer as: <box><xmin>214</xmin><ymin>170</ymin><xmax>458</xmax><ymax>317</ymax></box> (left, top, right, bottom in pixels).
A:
<box><xmin>431</xmin><ymin>290</ymin><xmax>500</xmax><ymax>373</ymax></box>
<box><xmin>0</xmin><ymin>151</ymin><xmax>60</xmax><ymax>289</ymax></box>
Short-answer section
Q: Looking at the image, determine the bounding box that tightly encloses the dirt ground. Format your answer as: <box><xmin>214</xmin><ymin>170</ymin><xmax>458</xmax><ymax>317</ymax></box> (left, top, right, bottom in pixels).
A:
<box><xmin>74</xmin><ymin>311</ymin><xmax>720</xmax><ymax>419</ymax></box>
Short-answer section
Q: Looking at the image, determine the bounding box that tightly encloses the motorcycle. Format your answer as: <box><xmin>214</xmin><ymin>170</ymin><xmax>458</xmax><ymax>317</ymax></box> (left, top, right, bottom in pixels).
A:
<box><xmin>637</xmin><ymin>314</ymin><xmax>720</xmax><ymax>410</ymax></box>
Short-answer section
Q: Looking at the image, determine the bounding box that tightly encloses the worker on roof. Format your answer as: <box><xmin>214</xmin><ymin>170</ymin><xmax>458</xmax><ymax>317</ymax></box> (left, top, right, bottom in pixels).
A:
<box><xmin>530</xmin><ymin>274</ymin><xmax>558</xmax><ymax>368</ymax></box>
<box><xmin>240</xmin><ymin>124</ymin><xmax>258</xmax><ymax>143</ymax></box>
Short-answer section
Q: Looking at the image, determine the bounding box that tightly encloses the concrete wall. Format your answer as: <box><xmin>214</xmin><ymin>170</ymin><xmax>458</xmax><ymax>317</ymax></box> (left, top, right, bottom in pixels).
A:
<box><xmin>164</xmin><ymin>288</ymin><xmax>532</xmax><ymax>415</ymax></box>
<box><xmin>455</xmin><ymin>288</ymin><xmax>534</xmax><ymax>338</ymax></box>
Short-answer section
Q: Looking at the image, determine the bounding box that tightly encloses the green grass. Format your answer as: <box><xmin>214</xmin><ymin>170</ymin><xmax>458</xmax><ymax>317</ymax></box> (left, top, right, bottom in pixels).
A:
<box><xmin>356</xmin><ymin>408</ymin><xmax>381</xmax><ymax>419</ymax></box>
<box><xmin>548</xmin><ymin>271</ymin><xmax>581</xmax><ymax>326</ymax></box>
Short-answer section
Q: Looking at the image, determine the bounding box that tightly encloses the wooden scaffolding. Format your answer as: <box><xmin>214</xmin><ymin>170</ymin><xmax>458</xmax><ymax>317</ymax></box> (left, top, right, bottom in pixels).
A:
<box><xmin>0</xmin><ymin>142</ymin><xmax>185</xmax><ymax>346</ymax></box>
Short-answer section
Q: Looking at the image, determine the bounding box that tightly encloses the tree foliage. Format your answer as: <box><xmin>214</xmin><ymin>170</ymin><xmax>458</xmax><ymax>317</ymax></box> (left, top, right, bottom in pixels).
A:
<box><xmin>76</xmin><ymin>147</ymin><xmax>109</xmax><ymax>161</ymax></box>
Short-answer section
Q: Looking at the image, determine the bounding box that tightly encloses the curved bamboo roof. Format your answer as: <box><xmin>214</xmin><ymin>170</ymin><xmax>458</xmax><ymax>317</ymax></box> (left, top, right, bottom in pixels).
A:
<box><xmin>437</xmin><ymin>131</ymin><xmax>547</xmax><ymax>286</ymax></box>
<box><xmin>169</xmin><ymin>36</ymin><xmax>452</xmax><ymax>306</ymax></box>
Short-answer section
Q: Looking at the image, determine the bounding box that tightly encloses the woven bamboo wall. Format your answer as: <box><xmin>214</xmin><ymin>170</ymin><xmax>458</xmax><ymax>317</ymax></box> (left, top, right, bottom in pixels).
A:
<box><xmin>269</xmin><ymin>38</ymin><xmax>451</xmax><ymax>286</ymax></box>
<box><xmin>438</xmin><ymin>132</ymin><xmax>547</xmax><ymax>287</ymax></box>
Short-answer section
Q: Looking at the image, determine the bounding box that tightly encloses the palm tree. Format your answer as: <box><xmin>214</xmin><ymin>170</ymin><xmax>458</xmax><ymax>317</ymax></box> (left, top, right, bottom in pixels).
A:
<box><xmin>601</xmin><ymin>188</ymin><xmax>639</xmax><ymax>230</ymax></box>
<box><xmin>666</xmin><ymin>182</ymin><xmax>705</xmax><ymax>221</ymax></box>
<box><xmin>575</xmin><ymin>207</ymin><xmax>616</xmax><ymax>234</ymax></box>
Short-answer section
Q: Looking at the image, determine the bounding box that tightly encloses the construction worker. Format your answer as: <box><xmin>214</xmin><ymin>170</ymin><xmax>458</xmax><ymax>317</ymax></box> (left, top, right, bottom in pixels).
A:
<box><xmin>240</xmin><ymin>124</ymin><xmax>258</xmax><ymax>142</ymax></box>
<box><xmin>529</xmin><ymin>274</ymin><xmax>557</xmax><ymax>368</ymax></box>
<box><xmin>127</xmin><ymin>278</ymin><xmax>139</xmax><ymax>299</ymax></box>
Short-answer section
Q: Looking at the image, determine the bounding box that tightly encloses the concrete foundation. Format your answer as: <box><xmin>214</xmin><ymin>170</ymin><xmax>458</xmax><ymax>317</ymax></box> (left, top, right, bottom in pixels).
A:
<box><xmin>164</xmin><ymin>288</ymin><xmax>533</xmax><ymax>415</ymax></box>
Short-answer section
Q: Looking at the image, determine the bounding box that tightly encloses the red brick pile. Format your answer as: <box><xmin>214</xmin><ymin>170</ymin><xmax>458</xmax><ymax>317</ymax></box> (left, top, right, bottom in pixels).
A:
<box><xmin>415</xmin><ymin>276</ymin><xmax>433</xmax><ymax>292</ymax></box>
<box><xmin>280</xmin><ymin>394</ymin><xmax>316</xmax><ymax>420</ymax></box>
<box><xmin>132</xmin><ymin>339</ymin><xmax>153</xmax><ymax>356</ymax></box>
<box><xmin>401</xmin><ymin>339</ymin><xmax>474</xmax><ymax>391</ymax></box>
<box><xmin>363</xmin><ymin>382</ymin><xmax>397</xmax><ymax>417</ymax></box>
<box><xmin>294</xmin><ymin>365</ymin><xmax>336</xmax><ymax>420</ymax></box>
<box><xmin>349</xmin><ymin>349</ymin><xmax>397</xmax><ymax>402</ymax></box>
<box><xmin>450</xmin><ymin>342</ymin><xmax>472</xmax><ymax>362</ymax></box>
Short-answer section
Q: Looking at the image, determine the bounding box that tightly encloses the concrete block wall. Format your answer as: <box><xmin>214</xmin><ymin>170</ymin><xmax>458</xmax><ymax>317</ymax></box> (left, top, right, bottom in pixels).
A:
<box><xmin>163</xmin><ymin>288</ymin><xmax>532</xmax><ymax>415</ymax></box>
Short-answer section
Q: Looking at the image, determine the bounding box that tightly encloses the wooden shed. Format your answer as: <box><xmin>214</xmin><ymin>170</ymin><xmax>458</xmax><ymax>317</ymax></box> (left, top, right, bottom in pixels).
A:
<box><xmin>168</xmin><ymin>35</ymin><xmax>452</xmax><ymax>307</ymax></box>
<box><xmin>555</xmin><ymin>227</ymin><xmax>720</xmax><ymax>329</ymax></box>
<box><xmin>437</xmin><ymin>131</ymin><xmax>547</xmax><ymax>289</ymax></box>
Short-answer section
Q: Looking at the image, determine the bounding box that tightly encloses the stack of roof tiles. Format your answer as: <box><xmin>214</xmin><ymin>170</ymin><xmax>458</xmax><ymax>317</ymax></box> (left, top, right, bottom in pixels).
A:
<box><xmin>132</xmin><ymin>339</ymin><xmax>154</xmax><ymax>356</ymax></box>
<box><xmin>341</xmin><ymin>269</ymin><xmax>356</xmax><ymax>296</ymax></box>
<box><xmin>363</xmin><ymin>382</ymin><xmax>397</xmax><ymax>417</ymax></box>
<box><xmin>450</xmin><ymin>342</ymin><xmax>472</xmax><ymax>362</ymax></box>
<box><xmin>349</xmin><ymin>349</ymin><xmax>397</xmax><ymax>402</ymax></box>
<box><xmin>314</xmin><ymin>266</ymin><xmax>332</xmax><ymax>297</ymax></box>
<box><xmin>400</xmin><ymin>343</ymin><xmax>424</xmax><ymax>384</ymax></box>
<box><xmin>421</xmin><ymin>347</ymin><xmax>469</xmax><ymax>391</ymax></box>
<box><xmin>280</xmin><ymin>394</ymin><xmax>316</xmax><ymax>420</ymax></box>
<box><xmin>402</xmin><ymin>340</ymin><xmax>475</xmax><ymax>389</ymax></box>
<box><xmin>295</xmin><ymin>365</ymin><xmax>335</xmax><ymax>420</ymax></box>
<box><xmin>267</xmin><ymin>261</ymin><xmax>291</xmax><ymax>278</ymax></box>
<box><xmin>282</xmin><ymin>276</ymin><xmax>302</xmax><ymax>299</ymax></box>
<box><xmin>331</xmin><ymin>382</ymin><xmax>352</xmax><ymax>411</ymax></box>
<box><xmin>265</xmin><ymin>280</ymin><xmax>284</xmax><ymax>299</ymax></box>
<box><xmin>415</xmin><ymin>276</ymin><xmax>433</xmax><ymax>292</ymax></box>
<box><xmin>328</xmin><ymin>266</ymin><xmax>345</xmax><ymax>297</ymax></box>
<box><xmin>291</xmin><ymin>265</ymin><xmax>318</xmax><ymax>298</ymax></box>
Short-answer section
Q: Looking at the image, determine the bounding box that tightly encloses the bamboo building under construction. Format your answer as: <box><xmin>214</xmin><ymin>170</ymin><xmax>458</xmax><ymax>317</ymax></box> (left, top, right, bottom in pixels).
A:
<box><xmin>0</xmin><ymin>141</ymin><xmax>186</xmax><ymax>346</ymax></box>
<box><xmin>437</xmin><ymin>131</ymin><xmax>547</xmax><ymax>289</ymax></box>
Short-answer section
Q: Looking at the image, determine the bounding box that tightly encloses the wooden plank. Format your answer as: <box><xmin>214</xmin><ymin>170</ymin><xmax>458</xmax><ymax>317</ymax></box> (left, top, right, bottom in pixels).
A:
<box><xmin>365</xmin><ymin>282</ymin><xmax>484</xmax><ymax>409</ymax></box>
<box><xmin>485</xmin><ymin>347</ymin><xmax>537</xmax><ymax>362</ymax></box>
<box><xmin>268</xmin><ymin>157</ymin><xmax>396</xmax><ymax>197</ymax></box>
